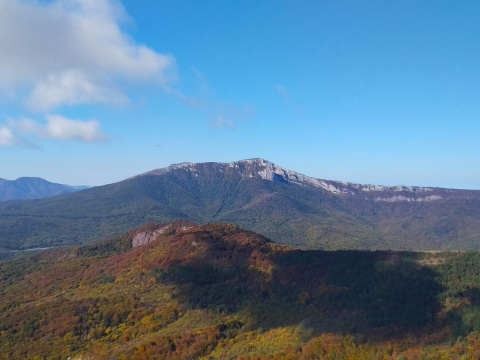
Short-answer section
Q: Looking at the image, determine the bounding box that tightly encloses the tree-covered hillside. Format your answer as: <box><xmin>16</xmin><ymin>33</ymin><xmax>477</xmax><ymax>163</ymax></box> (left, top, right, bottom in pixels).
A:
<box><xmin>1</xmin><ymin>222</ymin><xmax>480</xmax><ymax>359</ymax></box>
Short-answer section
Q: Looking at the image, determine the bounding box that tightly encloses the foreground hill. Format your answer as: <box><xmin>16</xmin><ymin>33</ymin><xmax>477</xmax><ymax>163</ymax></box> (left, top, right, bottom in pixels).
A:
<box><xmin>0</xmin><ymin>177</ymin><xmax>87</xmax><ymax>202</ymax></box>
<box><xmin>1</xmin><ymin>159</ymin><xmax>480</xmax><ymax>250</ymax></box>
<box><xmin>0</xmin><ymin>222</ymin><xmax>480</xmax><ymax>359</ymax></box>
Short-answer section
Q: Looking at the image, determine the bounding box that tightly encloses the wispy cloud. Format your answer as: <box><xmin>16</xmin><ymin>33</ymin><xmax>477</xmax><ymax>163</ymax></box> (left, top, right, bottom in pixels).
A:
<box><xmin>163</xmin><ymin>85</ymin><xmax>205</xmax><ymax>109</ymax></box>
<box><xmin>0</xmin><ymin>125</ymin><xmax>16</xmax><ymax>146</ymax></box>
<box><xmin>212</xmin><ymin>115</ymin><xmax>236</xmax><ymax>130</ymax></box>
<box><xmin>0</xmin><ymin>124</ymin><xmax>39</xmax><ymax>148</ymax></box>
<box><xmin>0</xmin><ymin>0</ymin><xmax>175</xmax><ymax>111</ymax></box>
<box><xmin>209</xmin><ymin>101</ymin><xmax>256</xmax><ymax>131</ymax></box>
<box><xmin>274</xmin><ymin>84</ymin><xmax>290</xmax><ymax>101</ymax></box>
<box><xmin>273</xmin><ymin>83</ymin><xmax>304</xmax><ymax>115</ymax></box>
<box><xmin>175</xmin><ymin>67</ymin><xmax>255</xmax><ymax>130</ymax></box>
<box><xmin>7</xmin><ymin>115</ymin><xmax>109</xmax><ymax>143</ymax></box>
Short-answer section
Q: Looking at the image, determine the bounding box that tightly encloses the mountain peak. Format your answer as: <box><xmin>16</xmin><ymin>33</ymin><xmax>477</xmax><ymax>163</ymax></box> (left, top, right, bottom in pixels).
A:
<box><xmin>2</xmin><ymin>159</ymin><xmax>480</xmax><ymax>252</ymax></box>
<box><xmin>137</xmin><ymin>158</ymin><xmax>354</xmax><ymax>195</ymax></box>
<box><xmin>235</xmin><ymin>158</ymin><xmax>270</xmax><ymax>164</ymax></box>
<box><xmin>138</xmin><ymin>158</ymin><xmax>460</xmax><ymax>202</ymax></box>
<box><xmin>0</xmin><ymin>177</ymin><xmax>87</xmax><ymax>202</ymax></box>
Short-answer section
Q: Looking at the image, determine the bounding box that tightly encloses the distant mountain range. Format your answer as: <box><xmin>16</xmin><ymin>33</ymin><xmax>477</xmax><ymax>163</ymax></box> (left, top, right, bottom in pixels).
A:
<box><xmin>0</xmin><ymin>177</ymin><xmax>89</xmax><ymax>202</ymax></box>
<box><xmin>1</xmin><ymin>158</ymin><xmax>480</xmax><ymax>251</ymax></box>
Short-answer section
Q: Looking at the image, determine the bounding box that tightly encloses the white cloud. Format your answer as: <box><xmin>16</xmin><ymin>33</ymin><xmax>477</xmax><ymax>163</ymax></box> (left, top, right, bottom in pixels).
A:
<box><xmin>0</xmin><ymin>0</ymin><xmax>175</xmax><ymax>111</ymax></box>
<box><xmin>7</xmin><ymin>115</ymin><xmax>109</xmax><ymax>142</ymax></box>
<box><xmin>0</xmin><ymin>124</ymin><xmax>38</xmax><ymax>148</ymax></box>
<box><xmin>44</xmin><ymin>115</ymin><xmax>108</xmax><ymax>142</ymax></box>
<box><xmin>0</xmin><ymin>126</ymin><xmax>16</xmax><ymax>146</ymax></box>
<box><xmin>27</xmin><ymin>69</ymin><xmax>129</xmax><ymax>111</ymax></box>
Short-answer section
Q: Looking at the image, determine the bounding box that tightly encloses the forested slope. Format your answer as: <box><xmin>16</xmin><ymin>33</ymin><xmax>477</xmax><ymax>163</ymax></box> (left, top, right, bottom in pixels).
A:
<box><xmin>1</xmin><ymin>222</ymin><xmax>480</xmax><ymax>359</ymax></box>
<box><xmin>1</xmin><ymin>159</ymin><xmax>480</xmax><ymax>251</ymax></box>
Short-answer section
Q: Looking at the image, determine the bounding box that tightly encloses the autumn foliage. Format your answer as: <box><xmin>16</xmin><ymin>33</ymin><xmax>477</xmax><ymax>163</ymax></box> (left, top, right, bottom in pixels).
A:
<box><xmin>1</xmin><ymin>221</ymin><xmax>480</xmax><ymax>359</ymax></box>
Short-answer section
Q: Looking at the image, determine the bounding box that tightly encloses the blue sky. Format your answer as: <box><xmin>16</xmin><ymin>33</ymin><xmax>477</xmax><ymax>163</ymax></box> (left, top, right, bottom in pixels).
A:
<box><xmin>0</xmin><ymin>0</ymin><xmax>479</xmax><ymax>189</ymax></box>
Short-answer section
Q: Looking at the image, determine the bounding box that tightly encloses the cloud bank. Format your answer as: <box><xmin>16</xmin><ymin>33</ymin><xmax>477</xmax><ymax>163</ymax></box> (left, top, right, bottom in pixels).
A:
<box><xmin>0</xmin><ymin>0</ymin><xmax>175</xmax><ymax>111</ymax></box>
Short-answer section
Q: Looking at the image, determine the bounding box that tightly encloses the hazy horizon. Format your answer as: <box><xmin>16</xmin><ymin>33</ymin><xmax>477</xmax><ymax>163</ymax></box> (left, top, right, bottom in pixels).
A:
<box><xmin>2</xmin><ymin>157</ymin><xmax>480</xmax><ymax>191</ymax></box>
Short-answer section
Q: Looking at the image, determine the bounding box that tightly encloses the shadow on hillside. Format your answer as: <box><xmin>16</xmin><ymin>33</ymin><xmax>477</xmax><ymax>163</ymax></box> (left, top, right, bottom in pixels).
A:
<box><xmin>269</xmin><ymin>251</ymin><xmax>441</xmax><ymax>335</ymax></box>
<box><xmin>465</xmin><ymin>287</ymin><xmax>480</xmax><ymax>306</ymax></box>
<box><xmin>447</xmin><ymin>287</ymin><xmax>480</xmax><ymax>338</ymax></box>
<box><xmin>156</xmin><ymin>240</ymin><xmax>442</xmax><ymax>338</ymax></box>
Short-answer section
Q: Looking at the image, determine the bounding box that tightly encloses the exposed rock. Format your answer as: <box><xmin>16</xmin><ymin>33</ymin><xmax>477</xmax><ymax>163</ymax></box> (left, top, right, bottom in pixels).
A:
<box><xmin>134</xmin><ymin>158</ymin><xmax>447</xmax><ymax>199</ymax></box>
<box><xmin>131</xmin><ymin>220</ymin><xmax>197</xmax><ymax>248</ymax></box>
<box><xmin>132</xmin><ymin>228</ymin><xmax>167</xmax><ymax>248</ymax></box>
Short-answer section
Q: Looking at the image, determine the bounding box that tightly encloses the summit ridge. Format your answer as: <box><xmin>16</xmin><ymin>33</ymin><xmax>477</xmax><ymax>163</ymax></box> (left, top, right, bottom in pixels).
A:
<box><xmin>1</xmin><ymin>158</ymin><xmax>480</xmax><ymax>252</ymax></box>
<box><xmin>138</xmin><ymin>158</ymin><xmax>443</xmax><ymax>199</ymax></box>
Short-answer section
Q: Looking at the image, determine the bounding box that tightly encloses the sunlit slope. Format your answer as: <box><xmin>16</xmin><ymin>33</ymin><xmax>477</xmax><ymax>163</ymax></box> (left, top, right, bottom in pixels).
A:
<box><xmin>1</xmin><ymin>222</ymin><xmax>480</xmax><ymax>359</ymax></box>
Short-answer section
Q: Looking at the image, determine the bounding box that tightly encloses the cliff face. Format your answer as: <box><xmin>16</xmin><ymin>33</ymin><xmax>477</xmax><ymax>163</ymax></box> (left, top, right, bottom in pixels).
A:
<box><xmin>130</xmin><ymin>220</ymin><xmax>196</xmax><ymax>248</ymax></box>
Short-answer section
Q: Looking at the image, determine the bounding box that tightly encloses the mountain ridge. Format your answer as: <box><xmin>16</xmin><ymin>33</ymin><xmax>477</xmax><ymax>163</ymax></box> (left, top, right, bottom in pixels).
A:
<box><xmin>0</xmin><ymin>176</ymin><xmax>89</xmax><ymax>202</ymax></box>
<box><xmin>136</xmin><ymin>158</ymin><xmax>474</xmax><ymax>202</ymax></box>
<box><xmin>1</xmin><ymin>158</ymin><xmax>480</xmax><ymax>251</ymax></box>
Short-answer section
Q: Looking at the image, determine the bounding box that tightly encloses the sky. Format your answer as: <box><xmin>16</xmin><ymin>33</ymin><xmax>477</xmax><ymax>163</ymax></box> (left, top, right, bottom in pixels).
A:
<box><xmin>0</xmin><ymin>0</ymin><xmax>479</xmax><ymax>189</ymax></box>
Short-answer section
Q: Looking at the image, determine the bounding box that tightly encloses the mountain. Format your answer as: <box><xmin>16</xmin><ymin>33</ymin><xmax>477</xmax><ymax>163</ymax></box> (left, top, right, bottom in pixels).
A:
<box><xmin>0</xmin><ymin>177</ymin><xmax>88</xmax><ymax>202</ymax></box>
<box><xmin>1</xmin><ymin>158</ymin><xmax>480</xmax><ymax>251</ymax></box>
<box><xmin>0</xmin><ymin>221</ymin><xmax>479</xmax><ymax>359</ymax></box>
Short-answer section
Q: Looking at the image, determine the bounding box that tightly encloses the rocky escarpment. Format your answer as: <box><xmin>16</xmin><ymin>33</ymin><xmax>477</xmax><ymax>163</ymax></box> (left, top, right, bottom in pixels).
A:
<box><xmin>130</xmin><ymin>220</ymin><xmax>196</xmax><ymax>248</ymax></box>
<box><xmin>138</xmin><ymin>158</ymin><xmax>474</xmax><ymax>203</ymax></box>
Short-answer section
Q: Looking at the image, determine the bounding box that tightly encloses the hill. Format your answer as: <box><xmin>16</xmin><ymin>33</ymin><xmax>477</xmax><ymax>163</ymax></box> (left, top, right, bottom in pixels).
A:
<box><xmin>1</xmin><ymin>222</ymin><xmax>480</xmax><ymax>359</ymax></box>
<box><xmin>0</xmin><ymin>177</ymin><xmax>87</xmax><ymax>202</ymax></box>
<box><xmin>1</xmin><ymin>159</ymin><xmax>480</xmax><ymax>250</ymax></box>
